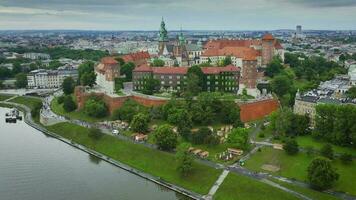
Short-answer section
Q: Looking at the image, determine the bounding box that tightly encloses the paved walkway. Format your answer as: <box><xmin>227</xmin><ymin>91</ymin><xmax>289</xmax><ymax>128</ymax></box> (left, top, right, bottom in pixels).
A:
<box><xmin>204</xmin><ymin>170</ymin><xmax>229</xmax><ymax>199</ymax></box>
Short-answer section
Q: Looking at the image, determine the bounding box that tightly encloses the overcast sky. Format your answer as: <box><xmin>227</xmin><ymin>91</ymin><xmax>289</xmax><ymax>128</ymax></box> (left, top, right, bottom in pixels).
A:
<box><xmin>0</xmin><ymin>0</ymin><xmax>355</xmax><ymax>30</ymax></box>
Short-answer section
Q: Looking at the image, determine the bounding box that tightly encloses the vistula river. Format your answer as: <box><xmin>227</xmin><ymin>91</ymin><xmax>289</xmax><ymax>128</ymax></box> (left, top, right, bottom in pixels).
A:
<box><xmin>0</xmin><ymin>107</ymin><xmax>188</xmax><ymax>200</ymax></box>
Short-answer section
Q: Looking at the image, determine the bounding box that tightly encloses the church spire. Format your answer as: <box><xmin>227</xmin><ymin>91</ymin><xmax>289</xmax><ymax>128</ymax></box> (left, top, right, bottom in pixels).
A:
<box><xmin>159</xmin><ymin>17</ymin><xmax>168</xmax><ymax>42</ymax></box>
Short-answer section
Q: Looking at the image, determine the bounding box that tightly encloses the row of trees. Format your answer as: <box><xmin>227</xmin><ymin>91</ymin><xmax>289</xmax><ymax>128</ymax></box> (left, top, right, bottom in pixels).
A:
<box><xmin>314</xmin><ymin>104</ymin><xmax>356</xmax><ymax>147</ymax></box>
<box><xmin>269</xmin><ymin>108</ymin><xmax>310</xmax><ymax>137</ymax></box>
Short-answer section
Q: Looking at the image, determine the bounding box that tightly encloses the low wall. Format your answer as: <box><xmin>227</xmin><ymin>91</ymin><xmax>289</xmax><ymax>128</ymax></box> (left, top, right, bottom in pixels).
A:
<box><xmin>75</xmin><ymin>87</ymin><xmax>279</xmax><ymax>122</ymax></box>
<box><xmin>239</xmin><ymin>99</ymin><xmax>280</xmax><ymax>122</ymax></box>
<box><xmin>75</xmin><ymin>87</ymin><xmax>167</xmax><ymax>114</ymax></box>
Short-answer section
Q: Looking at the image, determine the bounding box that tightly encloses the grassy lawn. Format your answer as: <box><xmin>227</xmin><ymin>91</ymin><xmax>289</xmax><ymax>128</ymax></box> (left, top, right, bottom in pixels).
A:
<box><xmin>296</xmin><ymin>135</ymin><xmax>356</xmax><ymax>157</ymax></box>
<box><xmin>270</xmin><ymin>179</ymin><xmax>340</xmax><ymax>200</ymax></box>
<box><xmin>0</xmin><ymin>94</ymin><xmax>13</xmax><ymax>101</ymax></box>
<box><xmin>9</xmin><ymin>96</ymin><xmax>42</xmax><ymax>110</ymax></box>
<box><xmin>51</xmin><ymin>96</ymin><xmax>110</xmax><ymax>123</ymax></box>
<box><xmin>46</xmin><ymin>122</ymin><xmax>222</xmax><ymax>195</ymax></box>
<box><xmin>214</xmin><ymin>173</ymin><xmax>299</xmax><ymax>200</ymax></box>
<box><xmin>244</xmin><ymin>147</ymin><xmax>356</xmax><ymax>195</ymax></box>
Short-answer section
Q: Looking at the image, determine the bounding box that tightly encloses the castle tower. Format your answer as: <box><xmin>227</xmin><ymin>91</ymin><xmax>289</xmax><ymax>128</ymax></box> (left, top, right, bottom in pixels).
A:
<box><xmin>158</xmin><ymin>18</ymin><xmax>169</xmax><ymax>55</ymax></box>
<box><xmin>261</xmin><ymin>33</ymin><xmax>275</xmax><ymax>66</ymax></box>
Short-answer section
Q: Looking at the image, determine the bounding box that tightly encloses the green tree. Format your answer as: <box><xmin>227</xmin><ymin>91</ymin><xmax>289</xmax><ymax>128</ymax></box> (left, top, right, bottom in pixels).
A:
<box><xmin>80</xmin><ymin>71</ymin><xmax>96</xmax><ymax>87</ymax></box>
<box><xmin>121</xmin><ymin>62</ymin><xmax>135</xmax><ymax>81</ymax></box>
<box><xmin>176</xmin><ymin>143</ymin><xmax>193</xmax><ymax>176</ymax></box>
<box><xmin>142</xmin><ymin>76</ymin><xmax>160</xmax><ymax>95</ymax></box>
<box><xmin>62</xmin><ymin>77</ymin><xmax>76</xmax><ymax>95</ymax></box>
<box><xmin>153</xmin><ymin>124</ymin><xmax>178</xmax><ymax>151</ymax></box>
<box><xmin>220</xmin><ymin>56</ymin><xmax>232</xmax><ymax>66</ymax></box>
<box><xmin>227</xmin><ymin>128</ymin><xmax>250</xmax><ymax>150</ymax></box>
<box><xmin>284</xmin><ymin>139</ymin><xmax>299</xmax><ymax>155</ymax></box>
<box><xmin>112</xmin><ymin>99</ymin><xmax>147</xmax><ymax>122</ymax></box>
<box><xmin>320</xmin><ymin>144</ymin><xmax>334</xmax><ymax>160</ymax></box>
<box><xmin>191</xmin><ymin>127</ymin><xmax>213</xmax><ymax>145</ymax></box>
<box><xmin>130</xmin><ymin>113</ymin><xmax>150</xmax><ymax>133</ymax></box>
<box><xmin>265</xmin><ymin>57</ymin><xmax>283</xmax><ymax>77</ymax></box>
<box><xmin>307</xmin><ymin>157</ymin><xmax>339</xmax><ymax>190</ymax></box>
<box><xmin>48</xmin><ymin>60</ymin><xmax>62</xmax><ymax>69</ymax></box>
<box><xmin>152</xmin><ymin>58</ymin><xmax>165</xmax><ymax>67</ymax></box>
<box><xmin>346</xmin><ymin>86</ymin><xmax>356</xmax><ymax>99</ymax></box>
<box><xmin>15</xmin><ymin>73</ymin><xmax>27</xmax><ymax>88</ymax></box>
<box><xmin>270</xmin><ymin>75</ymin><xmax>294</xmax><ymax>97</ymax></box>
<box><xmin>78</xmin><ymin>61</ymin><xmax>96</xmax><ymax>87</ymax></box>
<box><xmin>84</xmin><ymin>97</ymin><xmax>108</xmax><ymax>118</ymax></box>
<box><xmin>62</xmin><ymin>95</ymin><xmax>77</xmax><ymax>112</ymax></box>
<box><xmin>185</xmin><ymin>65</ymin><xmax>205</xmax><ymax>95</ymax></box>
<box><xmin>0</xmin><ymin>80</ymin><xmax>4</xmax><ymax>89</ymax></box>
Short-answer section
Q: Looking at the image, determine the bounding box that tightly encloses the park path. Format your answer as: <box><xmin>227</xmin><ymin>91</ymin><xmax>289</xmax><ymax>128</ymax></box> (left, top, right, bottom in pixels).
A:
<box><xmin>3</xmin><ymin>95</ymin><xmax>19</xmax><ymax>102</ymax></box>
<box><xmin>261</xmin><ymin>179</ymin><xmax>312</xmax><ymax>200</ymax></box>
<box><xmin>204</xmin><ymin>170</ymin><xmax>229</xmax><ymax>200</ymax></box>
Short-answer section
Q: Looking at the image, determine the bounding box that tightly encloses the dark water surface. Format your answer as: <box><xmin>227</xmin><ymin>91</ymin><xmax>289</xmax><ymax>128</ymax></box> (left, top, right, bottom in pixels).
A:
<box><xmin>0</xmin><ymin>108</ymin><xmax>186</xmax><ymax>200</ymax></box>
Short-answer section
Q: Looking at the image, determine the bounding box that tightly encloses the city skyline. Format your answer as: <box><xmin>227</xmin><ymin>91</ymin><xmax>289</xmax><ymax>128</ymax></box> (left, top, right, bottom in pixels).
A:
<box><xmin>0</xmin><ymin>0</ymin><xmax>355</xmax><ymax>30</ymax></box>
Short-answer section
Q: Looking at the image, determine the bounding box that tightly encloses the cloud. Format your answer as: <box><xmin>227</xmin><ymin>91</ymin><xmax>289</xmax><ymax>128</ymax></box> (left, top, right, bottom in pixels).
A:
<box><xmin>282</xmin><ymin>0</ymin><xmax>356</xmax><ymax>7</ymax></box>
<box><xmin>0</xmin><ymin>5</ymin><xmax>87</xmax><ymax>15</ymax></box>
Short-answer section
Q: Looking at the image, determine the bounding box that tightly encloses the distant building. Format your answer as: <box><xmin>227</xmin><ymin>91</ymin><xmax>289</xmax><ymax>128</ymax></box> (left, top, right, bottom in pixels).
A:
<box><xmin>296</xmin><ymin>25</ymin><xmax>302</xmax><ymax>35</ymax></box>
<box><xmin>294</xmin><ymin>76</ymin><xmax>356</xmax><ymax>126</ymax></box>
<box><xmin>200</xmin><ymin>34</ymin><xmax>284</xmax><ymax>90</ymax></box>
<box><xmin>23</xmin><ymin>53</ymin><xmax>50</xmax><ymax>60</ymax></box>
<box><xmin>133</xmin><ymin>64</ymin><xmax>240</xmax><ymax>93</ymax></box>
<box><xmin>95</xmin><ymin>57</ymin><xmax>120</xmax><ymax>94</ymax></box>
<box><xmin>121</xmin><ymin>51</ymin><xmax>150</xmax><ymax>66</ymax></box>
<box><xmin>27</xmin><ymin>67</ymin><xmax>78</xmax><ymax>89</ymax></box>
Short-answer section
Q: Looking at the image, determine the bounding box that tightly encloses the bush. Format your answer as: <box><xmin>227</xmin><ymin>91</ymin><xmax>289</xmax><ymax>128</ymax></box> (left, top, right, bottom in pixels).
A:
<box><xmin>307</xmin><ymin>157</ymin><xmax>339</xmax><ymax>190</ymax></box>
<box><xmin>284</xmin><ymin>139</ymin><xmax>299</xmax><ymax>155</ymax></box>
<box><xmin>340</xmin><ymin>153</ymin><xmax>353</xmax><ymax>164</ymax></box>
<box><xmin>320</xmin><ymin>144</ymin><xmax>334</xmax><ymax>160</ymax></box>
<box><xmin>84</xmin><ymin>97</ymin><xmax>108</xmax><ymax>118</ymax></box>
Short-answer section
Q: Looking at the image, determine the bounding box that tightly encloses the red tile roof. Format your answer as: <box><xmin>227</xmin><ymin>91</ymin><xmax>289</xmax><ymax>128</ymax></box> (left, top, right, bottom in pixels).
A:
<box><xmin>262</xmin><ymin>33</ymin><xmax>275</xmax><ymax>40</ymax></box>
<box><xmin>202</xmin><ymin>46</ymin><xmax>260</xmax><ymax>61</ymax></box>
<box><xmin>201</xmin><ymin>65</ymin><xmax>240</xmax><ymax>74</ymax></box>
<box><xmin>204</xmin><ymin>39</ymin><xmax>261</xmax><ymax>50</ymax></box>
<box><xmin>101</xmin><ymin>57</ymin><xmax>118</xmax><ymax>65</ymax></box>
<box><xmin>133</xmin><ymin>64</ymin><xmax>152</xmax><ymax>72</ymax></box>
<box><xmin>122</xmin><ymin>51</ymin><xmax>150</xmax><ymax>63</ymax></box>
<box><xmin>152</xmin><ymin>67</ymin><xmax>188</xmax><ymax>74</ymax></box>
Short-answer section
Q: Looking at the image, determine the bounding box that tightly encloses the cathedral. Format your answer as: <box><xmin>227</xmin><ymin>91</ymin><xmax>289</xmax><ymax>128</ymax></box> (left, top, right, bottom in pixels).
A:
<box><xmin>157</xmin><ymin>18</ymin><xmax>189</xmax><ymax>66</ymax></box>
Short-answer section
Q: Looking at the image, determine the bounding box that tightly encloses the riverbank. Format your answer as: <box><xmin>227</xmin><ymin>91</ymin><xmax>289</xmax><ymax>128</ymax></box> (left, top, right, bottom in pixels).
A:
<box><xmin>0</xmin><ymin>99</ymin><xmax>219</xmax><ymax>199</ymax></box>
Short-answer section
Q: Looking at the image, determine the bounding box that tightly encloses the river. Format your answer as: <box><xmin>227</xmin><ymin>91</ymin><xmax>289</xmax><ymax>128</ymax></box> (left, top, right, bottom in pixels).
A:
<box><xmin>0</xmin><ymin>107</ymin><xmax>187</xmax><ymax>200</ymax></box>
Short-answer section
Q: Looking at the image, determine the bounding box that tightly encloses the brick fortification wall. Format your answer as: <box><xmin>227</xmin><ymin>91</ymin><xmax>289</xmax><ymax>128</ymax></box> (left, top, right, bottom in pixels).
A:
<box><xmin>75</xmin><ymin>87</ymin><xmax>167</xmax><ymax>114</ymax></box>
<box><xmin>75</xmin><ymin>87</ymin><xmax>279</xmax><ymax>121</ymax></box>
<box><xmin>239</xmin><ymin>99</ymin><xmax>280</xmax><ymax>122</ymax></box>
